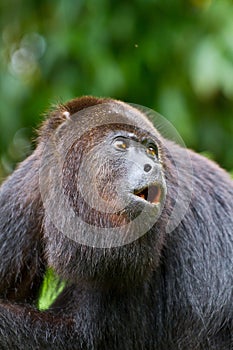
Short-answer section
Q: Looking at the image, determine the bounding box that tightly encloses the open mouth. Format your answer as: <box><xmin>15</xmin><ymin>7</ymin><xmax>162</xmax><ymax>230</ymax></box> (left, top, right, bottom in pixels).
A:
<box><xmin>133</xmin><ymin>185</ymin><xmax>162</xmax><ymax>205</ymax></box>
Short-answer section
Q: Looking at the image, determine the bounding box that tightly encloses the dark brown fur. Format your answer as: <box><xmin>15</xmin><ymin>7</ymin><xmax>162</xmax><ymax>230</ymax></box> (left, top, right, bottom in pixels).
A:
<box><xmin>0</xmin><ymin>96</ymin><xmax>233</xmax><ymax>350</ymax></box>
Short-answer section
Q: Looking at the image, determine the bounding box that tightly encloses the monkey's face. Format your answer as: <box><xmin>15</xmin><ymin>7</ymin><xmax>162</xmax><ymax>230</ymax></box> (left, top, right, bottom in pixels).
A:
<box><xmin>41</xmin><ymin>102</ymin><xmax>167</xmax><ymax>283</ymax></box>
<box><xmin>96</xmin><ymin>131</ymin><xmax>164</xmax><ymax>209</ymax></box>
<box><xmin>59</xmin><ymin>124</ymin><xmax>166</xmax><ymax>246</ymax></box>
<box><xmin>89</xmin><ymin>130</ymin><xmax>165</xmax><ymax>220</ymax></box>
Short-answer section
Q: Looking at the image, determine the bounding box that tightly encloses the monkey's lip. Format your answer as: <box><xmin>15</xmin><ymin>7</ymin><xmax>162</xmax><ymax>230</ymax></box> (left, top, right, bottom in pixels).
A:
<box><xmin>133</xmin><ymin>184</ymin><xmax>162</xmax><ymax>205</ymax></box>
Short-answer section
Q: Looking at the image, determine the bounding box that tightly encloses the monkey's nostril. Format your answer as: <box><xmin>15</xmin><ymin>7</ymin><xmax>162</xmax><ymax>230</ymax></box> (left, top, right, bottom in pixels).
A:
<box><xmin>144</xmin><ymin>164</ymin><xmax>152</xmax><ymax>172</ymax></box>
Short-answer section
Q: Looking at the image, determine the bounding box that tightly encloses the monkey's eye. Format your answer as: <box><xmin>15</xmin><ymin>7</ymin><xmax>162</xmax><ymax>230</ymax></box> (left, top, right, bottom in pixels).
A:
<box><xmin>146</xmin><ymin>145</ymin><xmax>158</xmax><ymax>158</ymax></box>
<box><xmin>113</xmin><ymin>137</ymin><xmax>129</xmax><ymax>151</ymax></box>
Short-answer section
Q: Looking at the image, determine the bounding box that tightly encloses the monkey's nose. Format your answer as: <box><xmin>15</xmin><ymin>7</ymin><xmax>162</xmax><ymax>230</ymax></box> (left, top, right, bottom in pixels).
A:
<box><xmin>144</xmin><ymin>164</ymin><xmax>152</xmax><ymax>173</ymax></box>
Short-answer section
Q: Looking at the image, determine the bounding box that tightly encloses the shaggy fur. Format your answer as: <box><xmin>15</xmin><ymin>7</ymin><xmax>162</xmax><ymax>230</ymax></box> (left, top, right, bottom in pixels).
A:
<box><xmin>0</xmin><ymin>96</ymin><xmax>233</xmax><ymax>349</ymax></box>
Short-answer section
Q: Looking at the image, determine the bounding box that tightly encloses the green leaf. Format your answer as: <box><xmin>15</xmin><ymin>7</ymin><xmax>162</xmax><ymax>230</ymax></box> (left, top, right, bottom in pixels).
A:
<box><xmin>37</xmin><ymin>268</ymin><xmax>66</xmax><ymax>311</ymax></box>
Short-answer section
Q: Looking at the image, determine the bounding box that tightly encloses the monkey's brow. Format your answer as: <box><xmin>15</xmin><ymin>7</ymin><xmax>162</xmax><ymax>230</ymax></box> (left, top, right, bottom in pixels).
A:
<box><xmin>113</xmin><ymin>130</ymin><xmax>139</xmax><ymax>142</ymax></box>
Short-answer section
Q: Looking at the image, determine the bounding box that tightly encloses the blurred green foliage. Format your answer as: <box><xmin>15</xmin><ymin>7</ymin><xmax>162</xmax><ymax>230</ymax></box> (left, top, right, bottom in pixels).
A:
<box><xmin>0</xmin><ymin>0</ymin><xmax>233</xmax><ymax>179</ymax></box>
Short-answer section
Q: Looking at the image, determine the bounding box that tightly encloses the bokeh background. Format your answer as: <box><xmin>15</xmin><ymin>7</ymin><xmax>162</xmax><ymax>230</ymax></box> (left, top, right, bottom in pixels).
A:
<box><xmin>0</xmin><ymin>0</ymin><xmax>233</xmax><ymax>181</ymax></box>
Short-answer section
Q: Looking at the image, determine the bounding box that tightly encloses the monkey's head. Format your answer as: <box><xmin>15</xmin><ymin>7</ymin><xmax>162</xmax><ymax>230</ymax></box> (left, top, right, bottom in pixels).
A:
<box><xmin>40</xmin><ymin>97</ymin><xmax>169</xmax><ymax>286</ymax></box>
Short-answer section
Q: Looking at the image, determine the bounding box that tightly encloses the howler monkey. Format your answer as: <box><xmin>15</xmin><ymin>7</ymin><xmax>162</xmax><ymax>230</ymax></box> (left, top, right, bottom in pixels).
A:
<box><xmin>0</xmin><ymin>96</ymin><xmax>233</xmax><ymax>349</ymax></box>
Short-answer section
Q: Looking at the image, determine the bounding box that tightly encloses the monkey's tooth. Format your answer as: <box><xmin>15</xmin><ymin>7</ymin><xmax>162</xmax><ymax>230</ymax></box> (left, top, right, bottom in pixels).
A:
<box><xmin>148</xmin><ymin>185</ymin><xmax>161</xmax><ymax>205</ymax></box>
